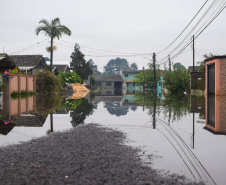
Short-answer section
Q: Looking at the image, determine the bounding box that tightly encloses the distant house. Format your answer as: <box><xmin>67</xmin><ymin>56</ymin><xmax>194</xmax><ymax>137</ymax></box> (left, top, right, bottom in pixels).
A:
<box><xmin>0</xmin><ymin>53</ymin><xmax>16</xmax><ymax>73</ymax></box>
<box><xmin>9</xmin><ymin>55</ymin><xmax>49</xmax><ymax>74</ymax></box>
<box><xmin>121</xmin><ymin>70</ymin><xmax>143</xmax><ymax>94</ymax></box>
<box><xmin>188</xmin><ymin>66</ymin><xmax>205</xmax><ymax>91</ymax></box>
<box><xmin>52</xmin><ymin>65</ymin><xmax>70</xmax><ymax>75</ymax></box>
<box><xmin>93</xmin><ymin>75</ymin><xmax>123</xmax><ymax>89</ymax></box>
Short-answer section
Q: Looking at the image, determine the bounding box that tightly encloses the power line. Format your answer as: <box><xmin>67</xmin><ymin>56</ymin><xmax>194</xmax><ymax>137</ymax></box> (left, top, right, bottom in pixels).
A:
<box><xmin>10</xmin><ymin>39</ymin><xmax>48</xmax><ymax>54</ymax></box>
<box><xmin>157</xmin><ymin>0</ymin><xmax>225</xmax><ymax>65</ymax></box>
<box><xmin>157</xmin><ymin>0</ymin><xmax>209</xmax><ymax>54</ymax></box>
<box><xmin>59</xmin><ymin>40</ymin><xmax>153</xmax><ymax>56</ymax></box>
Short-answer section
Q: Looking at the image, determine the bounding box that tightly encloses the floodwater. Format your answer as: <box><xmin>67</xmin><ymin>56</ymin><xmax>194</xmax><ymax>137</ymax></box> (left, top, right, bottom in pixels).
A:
<box><xmin>0</xmin><ymin>90</ymin><xmax>226</xmax><ymax>185</ymax></box>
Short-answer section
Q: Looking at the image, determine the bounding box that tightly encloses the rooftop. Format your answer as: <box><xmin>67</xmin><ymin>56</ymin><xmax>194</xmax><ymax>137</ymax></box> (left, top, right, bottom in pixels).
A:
<box><xmin>204</xmin><ymin>55</ymin><xmax>226</xmax><ymax>62</ymax></box>
<box><xmin>9</xmin><ymin>55</ymin><xmax>43</xmax><ymax>67</ymax></box>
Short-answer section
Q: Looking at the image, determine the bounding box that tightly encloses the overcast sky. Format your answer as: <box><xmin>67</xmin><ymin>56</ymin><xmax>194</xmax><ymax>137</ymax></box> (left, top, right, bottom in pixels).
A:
<box><xmin>1</xmin><ymin>0</ymin><xmax>226</xmax><ymax>71</ymax></box>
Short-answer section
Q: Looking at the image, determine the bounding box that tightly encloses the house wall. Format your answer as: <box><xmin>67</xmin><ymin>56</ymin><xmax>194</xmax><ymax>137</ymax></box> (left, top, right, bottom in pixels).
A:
<box><xmin>191</xmin><ymin>72</ymin><xmax>205</xmax><ymax>90</ymax></box>
<box><xmin>32</xmin><ymin>58</ymin><xmax>49</xmax><ymax>74</ymax></box>
<box><xmin>220</xmin><ymin>58</ymin><xmax>226</xmax><ymax>96</ymax></box>
<box><xmin>3</xmin><ymin>74</ymin><xmax>36</xmax><ymax>116</ymax></box>
<box><xmin>96</xmin><ymin>81</ymin><xmax>115</xmax><ymax>88</ymax></box>
<box><xmin>205</xmin><ymin>59</ymin><xmax>220</xmax><ymax>96</ymax></box>
<box><xmin>7</xmin><ymin>74</ymin><xmax>36</xmax><ymax>93</ymax></box>
<box><xmin>122</xmin><ymin>72</ymin><xmax>140</xmax><ymax>82</ymax></box>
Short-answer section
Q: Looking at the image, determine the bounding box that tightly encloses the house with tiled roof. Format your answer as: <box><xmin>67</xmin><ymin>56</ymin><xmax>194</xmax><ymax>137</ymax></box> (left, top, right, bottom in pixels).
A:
<box><xmin>0</xmin><ymin>53</ymin><xmax>16</xmax><ymax>73</ymax></box>
<box><xmin>9</xmin><ymin>55</ymin><xmax>49</xmax><ymax>74</ymax></box>
<box><xmin>51</xmin><ymin>64</ymin><xmax>70</xmax><ymax>75</ymax></box>
<box><xmin>93</xmin><ymin>75</ymin><xmax>123</xmax><ymax>89</ymax></box>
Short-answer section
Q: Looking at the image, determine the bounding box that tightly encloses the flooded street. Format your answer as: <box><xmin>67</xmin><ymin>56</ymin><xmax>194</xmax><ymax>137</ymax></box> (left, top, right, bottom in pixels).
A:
<box><xmin>0</xmin><ymin>91</ymin><xmax>226</xmax><ymax>185</ymax></box>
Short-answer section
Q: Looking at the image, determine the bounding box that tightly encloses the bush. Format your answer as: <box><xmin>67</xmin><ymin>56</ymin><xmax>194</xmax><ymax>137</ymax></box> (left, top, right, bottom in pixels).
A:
<box><xmin>164</xmin><ymin>67</ymin><xmax>190</xmax><ymax>93</ymax></box>
<box><xmin>58</xmin><ymin>71</ymin><xmax>82</xmax><ymax>84</ymax></box>
<box><xmin>11</xmin><ymin>67</ymin><xmax>22</xmax><ymax>74</ymax></box>
<box><xmin>36</xmin><ymin>70</ymin><xmax>62</xmax><ymax>94</ymax></box>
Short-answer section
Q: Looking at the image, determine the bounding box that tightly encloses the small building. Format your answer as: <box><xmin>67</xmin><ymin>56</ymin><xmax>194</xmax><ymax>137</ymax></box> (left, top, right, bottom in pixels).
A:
<box><xmin>52</xmin><ymin>64</ymin><xmax>70</xmax><ymax>75</ymax></box>
<box><xmin>93</xmin><ymin>75</ymin><xmax>123</xmax><ymax>89</ymax></box>
<box><xmin>204</xmin><ymin>56</ymin><xmax>226</xmax><ymax>96</ymax></box>
<box><xmin>9</xmin><ymin>55</ymin><xmax>49</xmax><ymax>74</ymax></box>
<box><xmin>121</xmin><ymin>70</ymin><xmax>143</xmax><ymax>94</ymax></box>
<box><xmin>188</xmin><ymin>66</ymin><xmax>205</xmax><ymax>92</ymax></box>
<box><xmin>0</xmin><ymin>53</ymin><xmax>16</xmax><ymax>73</ymax></box>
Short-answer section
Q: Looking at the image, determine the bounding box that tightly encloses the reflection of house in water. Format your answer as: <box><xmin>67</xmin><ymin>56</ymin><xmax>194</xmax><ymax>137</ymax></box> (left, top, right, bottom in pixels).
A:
<box><xmin>121</xmin><ymin>95</ymin><xmax>140</xmax><ymax>107</ymax></box>
<box><xmin>0</xmin><ymin>121</ymin><xmax>15</xmax><ymax>135</ymax></box>
<box><xmin>53</xmin><ymin>109</ymin><xmax>69</xmax><ymax>114</ymax></box>
<box><xmin>104</xmin><ymin>102</ymin><xmax>129</xmax><ymax>116</ymax></box>
<box><xmin>205</xmin><ymin>96</ymin><xmax>226</xmax><ymax>135</ymax></box>
<box><xmin>14</xmin><ymin>113</ymin><xmax>47</xmax><ymax>127</ymax></box>
<box><xmin>92</xmin><ymin>89</ymin><xmax>129</xmax><ymax>116</ymax></box>
<box><xmin>190</xmin><ymin>95</ymin><xmax>205</xmax><ymax>120</ymax></box>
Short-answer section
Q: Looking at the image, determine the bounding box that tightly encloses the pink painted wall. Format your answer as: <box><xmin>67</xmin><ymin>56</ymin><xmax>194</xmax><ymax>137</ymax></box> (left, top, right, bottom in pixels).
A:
<box><xmin>21</xmin><ymin>76</ymin><xmax>27</xmax><ymax>91</ymax></box>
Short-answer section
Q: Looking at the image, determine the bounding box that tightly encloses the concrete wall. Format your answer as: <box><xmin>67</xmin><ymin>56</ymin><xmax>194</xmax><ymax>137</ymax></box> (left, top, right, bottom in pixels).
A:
<box><xmin>7</xmin><ymin>74</ymin><xmax>36</xmax><ymax>93</ymax></box>
<box><xmin>3</xmin><ymin>74</ymin><xmax>36</xmax><ymax>117</ymax></box>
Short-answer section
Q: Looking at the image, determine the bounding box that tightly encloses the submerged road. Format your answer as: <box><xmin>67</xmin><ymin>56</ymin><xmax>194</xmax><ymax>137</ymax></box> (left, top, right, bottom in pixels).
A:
<box><xmin>0</xmin><ymin>124</ymin><xmax>204</xmax><ymax>184</ymax></box>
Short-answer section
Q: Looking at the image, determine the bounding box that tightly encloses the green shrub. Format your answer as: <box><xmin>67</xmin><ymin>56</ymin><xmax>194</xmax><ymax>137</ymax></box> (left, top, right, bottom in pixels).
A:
<box><xmin>58</xmin><ymin>71</ymin><xmax>82</xmax><ymax>84</ymax></box>
<box><xmin>164</xmin><ymin>67</ymin><xmax>190</xmax><ymax>93</ymax></box>
<box><xmin>11</xmin><ymin>67</ymin><xmax>22</xmax><ymax>74</ymax></box>
<box><xmin>36</xmin><ymin>70</ymin><xmax>62</xmax><ymax>94</ymax></box>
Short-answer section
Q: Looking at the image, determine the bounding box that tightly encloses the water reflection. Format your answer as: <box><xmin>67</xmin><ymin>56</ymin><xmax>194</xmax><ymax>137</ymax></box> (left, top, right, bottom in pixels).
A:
<box><xmin>104</xmin><ymin>102</ymin><xmax>129</xmax><ymax>116</ymax></box>
<box><xmin>205</xmin><ymin>95</ymin><xmax>226</xmax><ymax>135</ymax></box>
<box><xmin>70</xmin><ymin>99</ymin><xmax>93</xmax><ymax>127</ymax></box>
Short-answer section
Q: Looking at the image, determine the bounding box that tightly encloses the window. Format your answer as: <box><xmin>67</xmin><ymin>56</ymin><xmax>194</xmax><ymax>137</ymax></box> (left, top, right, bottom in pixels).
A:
<box><xmin>106</xmin><ymin>91</ymin><xmax>112</xmax><ymax>95</ymax></box>
<box><xmin>96</xmin><ymin>82</ymin><xmax>102</xmax><ymax>86</ymax></box>
<box><xmin>133</xmin><ymin>82</ymin><xmax>135</xmax><ymax>86</ymax></box>
<box><xmin>106</xmin><ymin>82</ymin><xmax>111</xmax><ymax>86</ymax></box>
<box><xmin>125</xmin><ymin>74</ymin><xmax>128</xmax><ymax>77</ymax></box>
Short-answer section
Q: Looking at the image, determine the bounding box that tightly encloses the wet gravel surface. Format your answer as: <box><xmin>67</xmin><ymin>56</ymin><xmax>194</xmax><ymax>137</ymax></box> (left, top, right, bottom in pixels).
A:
<box><xmin>0</xmin><ymin>124</ymin><xmax>204</xmax><ymax>185</ymax></box>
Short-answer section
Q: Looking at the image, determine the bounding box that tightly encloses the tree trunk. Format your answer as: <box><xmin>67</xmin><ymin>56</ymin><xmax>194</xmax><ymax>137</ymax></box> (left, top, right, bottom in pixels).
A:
<box><xmin>50</xmin><ymin>38</ymin><xmax>53</xmax><ymax>73</ymax></box>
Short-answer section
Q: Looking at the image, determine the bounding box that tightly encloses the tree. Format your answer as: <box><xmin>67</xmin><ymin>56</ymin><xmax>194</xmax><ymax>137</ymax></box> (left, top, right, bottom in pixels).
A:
<box><xmin>35</xmin><ymin>17</ymin><xmax>71</xmax><ymax>73</ymax></box>
<box><xmin>130</xmin><ymin>63</ymin><xmax>138</xmax><ymax>70</ymax></box>
<box><xmin>173</xmin><ymin>62</ymin><xmax>185</xmax><ymax>70</ymax></box>
<box><xmin>88</xmin><ymin>59</ymin><xmax>101</xmax><ymax>74</ymax></box>
<box><xmin>134</xmin><ymin>66</ymin><xmax>160</xmax><ymax>89</ymax></box>
<box><xmin>104</xmin><ymin>58</ymin><xmax>130</xmax><ymax>74</ymax></box>
<box><xmin>164</xmin><ymin>67</ymin><xmax>190</xmax><ymax>93</ymax></box>
<box><xmin>70</xmin><ymin>44</ymin><xmax>93</xmax><ymax>80</ymax></box>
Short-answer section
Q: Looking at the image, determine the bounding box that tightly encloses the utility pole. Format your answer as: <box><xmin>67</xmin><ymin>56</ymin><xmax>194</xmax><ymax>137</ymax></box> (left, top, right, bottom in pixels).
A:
<box><xmin>193</xmin><ymin>35</ymin><xmax>195</xmax><ymax>72</ymax></box>
<box><xmin>143</xmin><ymin>66</ymin><xmax>145</xmax><ymax>111</ymax></box>
<box><xmin>143</xmin><ymin>67</ymin><xmax>145</xmax><ymax>91</ymax></box>
<box><xmin>152</xmin><ymin>53</ymin><xmax>157</xmax><ymax>92</ymax></box>
<box><xmin>168</xmin><ymin>55</ymin><xmax>171</xmax><ymax>71</ymax></box>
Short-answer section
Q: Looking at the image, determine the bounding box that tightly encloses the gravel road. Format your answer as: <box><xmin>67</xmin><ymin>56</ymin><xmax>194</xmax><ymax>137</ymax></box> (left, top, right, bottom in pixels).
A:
<box><xmin>0</xmin><ymin>124</ymin><xmax>204</xmax><ymax>185</ymax></box>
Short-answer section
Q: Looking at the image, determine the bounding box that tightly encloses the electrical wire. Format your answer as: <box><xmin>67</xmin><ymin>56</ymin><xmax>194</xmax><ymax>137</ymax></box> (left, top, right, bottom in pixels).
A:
<box><xmin>157</xmin><ymin>0</ymin><xmax>209</xmax><ymax>54</ymax></box>
<box><xmin>59</xmin><ymin>40</ymin><xmax>154</xmax><ymax>56</ymax></box>
<box><xmin>10</xmin><ymin>39</ymin><xmax>48</xmax><ymax>54</ymax></box>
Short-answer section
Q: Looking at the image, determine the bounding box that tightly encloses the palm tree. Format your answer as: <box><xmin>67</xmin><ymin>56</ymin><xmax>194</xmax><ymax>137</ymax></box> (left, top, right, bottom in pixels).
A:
<box><xmin>35</xmin><ymin>17</ymin><xmax>71</xmax><ymax>73</ymax></box>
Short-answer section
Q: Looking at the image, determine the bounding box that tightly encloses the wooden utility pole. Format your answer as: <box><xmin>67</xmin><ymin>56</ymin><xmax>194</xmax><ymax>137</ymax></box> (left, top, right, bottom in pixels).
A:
<box><xmin>143</xmin><ymin>67</ymin><xmax>145</xmax><ymax>91</ymax></box>
<box><xmin>193</xmin><ymin>35</ymin><xmax>195</xmax><ymax>72</ymax></box>
<box><xmin>153</xmin><ymin>53</ymin><xmax>157</xmax><ymax>91</ymax></box>
<box><xmin>169</xmin><ymin>55</ymin><xmax>171</xmax><ymax>71</ymax></box>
